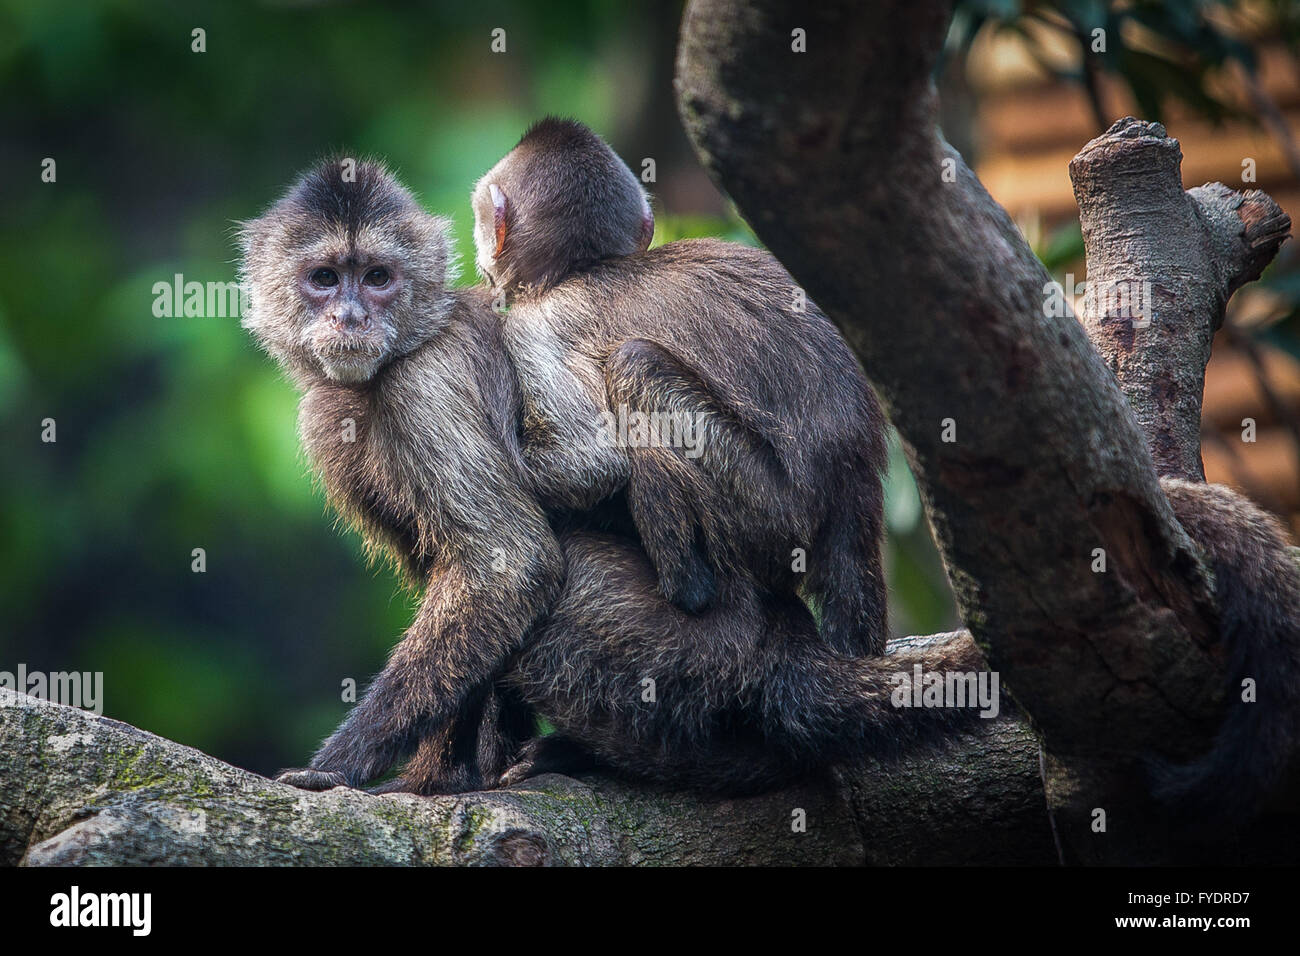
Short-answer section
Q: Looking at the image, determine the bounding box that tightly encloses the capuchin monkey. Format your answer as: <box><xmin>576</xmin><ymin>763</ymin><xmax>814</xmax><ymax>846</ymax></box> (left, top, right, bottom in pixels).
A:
<box><xmin>470</xmin><ymin>120</ymin><xmax>1300</xmax><ymax>819</ymax></box>
<box><xmin>238</xmin><ymin>158</ymin><xmax>986</xmax><ymax>796</ymax></box>
<box><xmin>472</xmin><ymin>118</ymin><xmax>890</xmax><ymax>655</ymax></box>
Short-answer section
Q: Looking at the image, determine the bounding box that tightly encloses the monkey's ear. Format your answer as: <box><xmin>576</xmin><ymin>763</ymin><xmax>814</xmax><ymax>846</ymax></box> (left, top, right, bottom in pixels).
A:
<box><xmin>488</xmin><ymin>183</ymin><xmax>508</xmax><ymax>259</ymax></box>
<box><xmin>637</xmin><ymin>200</ymin><xmax>654</xmax><ymax>253</ymax></box>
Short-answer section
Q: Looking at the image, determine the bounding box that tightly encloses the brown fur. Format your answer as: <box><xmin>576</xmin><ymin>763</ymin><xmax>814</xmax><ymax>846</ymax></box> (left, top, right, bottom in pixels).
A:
<box><xmin>474</xmin><ymin>119</ymin><xmax>890</xmax><ymax>652</ymax></box>
<box><xmin>1157</xmin><ymin>478</ymin><xmax>1300</xmax><ymax>823</ymax></box>
<box><xmin>239</xmin><ymin>158</ymin><xmax>984</xmax><ymax>794</ymax></box>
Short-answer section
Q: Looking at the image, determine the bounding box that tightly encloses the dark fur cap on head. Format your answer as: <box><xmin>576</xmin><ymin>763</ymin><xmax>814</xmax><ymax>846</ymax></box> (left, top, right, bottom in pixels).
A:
<box><xmin>471</xmin><ymin>117</ymin><xmax>651</xmax><ymax>296</ymax></box>
<box><xmin>238</xmin><ymin>157</ymin><xmax>456</xmax><ymax>383</ymax></box>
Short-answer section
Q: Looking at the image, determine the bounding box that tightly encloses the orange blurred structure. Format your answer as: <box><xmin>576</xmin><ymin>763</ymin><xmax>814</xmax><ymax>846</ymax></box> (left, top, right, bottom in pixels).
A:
<box><xmin>965</xmin><ymin>22</ymin><xmax>1300</xmax><ymax>534</ymax></box>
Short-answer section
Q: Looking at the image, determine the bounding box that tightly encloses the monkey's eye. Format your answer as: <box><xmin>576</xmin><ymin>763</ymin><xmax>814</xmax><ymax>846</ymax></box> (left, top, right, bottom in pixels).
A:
<box><xmin>309</xmin><ymin>268</ymin><xmax>339</xmax><ymax>288</ymax></box>
<box><xmin>363</xmin><ymin>267</ymin><xmax>391</xmax><ymax>287</ymax></box>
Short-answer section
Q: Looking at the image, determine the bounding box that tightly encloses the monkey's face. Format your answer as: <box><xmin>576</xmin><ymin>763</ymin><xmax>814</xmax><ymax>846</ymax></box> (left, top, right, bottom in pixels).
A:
<box><xmin>294</xmin><ymin>252</ymin><xmax>404</xmax><ymax>383</ymax></box>
<box><xmin>239</xmin><ymin>160</ymin><xmax>456</xmax><ymax>385</ymax></box>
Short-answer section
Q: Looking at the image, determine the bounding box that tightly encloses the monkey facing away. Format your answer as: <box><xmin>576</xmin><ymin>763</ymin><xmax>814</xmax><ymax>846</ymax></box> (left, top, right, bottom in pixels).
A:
<box><xmin>239</xmin><ymin>158</ymin><xmax>988</xmax><ymax>796</ymax></box>
<box><xmin>472</xmin><ymin>119</ymin><xmax>1300</xmax><ymax>821</ymax></box>
<box><xmin>472</xmin><ymin>118</ymin><xmax>890</xmax><ymax>655</ymax></box>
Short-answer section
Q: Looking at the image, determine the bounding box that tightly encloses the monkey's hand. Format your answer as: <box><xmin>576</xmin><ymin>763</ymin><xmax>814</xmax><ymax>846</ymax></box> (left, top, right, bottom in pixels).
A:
<box><xmin>274</xmin><ymin>768</ymin><xmax>351</xmax><ymax>791</ymax></box>
<box><xmin>663</xmin><ymin>540</ymin><xmax>717</xmax><ymax>615</ymax></box>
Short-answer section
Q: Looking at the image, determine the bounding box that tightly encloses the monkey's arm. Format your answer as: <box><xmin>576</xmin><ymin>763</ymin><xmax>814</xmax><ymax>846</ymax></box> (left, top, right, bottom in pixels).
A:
<box><xmin>602</xmin><ymin>338</ymin><xmax>791</xmax><ymax>613</ymax></box>
<box><xmin>282</xmin><ymin>387</ymin><xmax>565</xmax><ymax>791</ymax></box>
<box><xmin>502</xmin><ymin>313</ymin><xmax>786</xmax><ymax>614</ymax></box>
<box><xmin>280</xmin><ymin>518</ymin><xmax>562</xmax><ymax>790</ymax></box>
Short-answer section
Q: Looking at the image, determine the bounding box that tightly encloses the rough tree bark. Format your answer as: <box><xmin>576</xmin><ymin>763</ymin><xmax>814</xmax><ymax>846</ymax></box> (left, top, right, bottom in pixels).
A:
<box><xmin>1070</xmin><ymin>119</ymin><xmax>1292</xmax><ymax>482</ymax></box>
<box><xmin>1</xmin><ymin>678</ymin><xmax>1053</xmax><ymax>866</ymax></box>
<box><xmin>676</xmin><ymin>0</ymin><xmax>1296</xmax><ymax>863</ymax></box>
<box><xmin>2</xmin><ymin>0</ymin><xmax>1297</xmax><ymax>865</ymax></box>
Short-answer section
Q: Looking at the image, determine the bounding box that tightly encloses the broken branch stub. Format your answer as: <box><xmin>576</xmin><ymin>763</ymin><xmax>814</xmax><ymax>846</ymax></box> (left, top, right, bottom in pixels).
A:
<box><xmin>1069</xmin><ymin>117</ymin><xmax>1292</xmax><ymax>481</ymax></box>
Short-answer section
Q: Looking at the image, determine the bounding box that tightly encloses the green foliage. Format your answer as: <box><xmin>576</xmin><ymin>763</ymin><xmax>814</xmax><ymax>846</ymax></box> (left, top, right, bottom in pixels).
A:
<box><xmin>652</xmin><ymin>213</ymin><xmax>758</xmax><ymax>247</ymax></box>
<box><xmin>953</xmin><ymin>1</ymin><xmax>1300</xmax><ymax>366</ymax></box>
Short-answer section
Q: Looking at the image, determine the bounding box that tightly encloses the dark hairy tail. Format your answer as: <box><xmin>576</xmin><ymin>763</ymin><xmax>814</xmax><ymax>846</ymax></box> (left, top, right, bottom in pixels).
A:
<box><xmin>512</xmin><ymin>531</ymin><xmax>991</xmax><ymax>793</ymax></box>
<box><xmin>1153</xmin><ymin>478</ymin><xmax>1300</xmax><ymax>822</ymax></box>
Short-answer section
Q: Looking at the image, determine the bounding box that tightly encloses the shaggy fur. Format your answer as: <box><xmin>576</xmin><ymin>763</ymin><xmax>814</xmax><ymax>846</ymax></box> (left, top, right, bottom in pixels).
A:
<box><xmin>1157</xmin><ymin>478</ymin><xmax>1300</xmax><ymax>823</ymax></box>
<box><xmin>473</xmin><ymin>118</ymin><xmax>890</xmax><ymax>654</ymax></box>
<box><xmin>239</xmin><ymin>158</ymin><xmax>979</xmax><ymax>794</ymax></box>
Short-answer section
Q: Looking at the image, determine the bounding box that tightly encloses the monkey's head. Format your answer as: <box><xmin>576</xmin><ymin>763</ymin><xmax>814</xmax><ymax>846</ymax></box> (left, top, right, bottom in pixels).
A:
<box><xmin>471</xmin><ymin>117</ymin><xmax>653</xmax><ymax>298</ymax></box>
<box><xmin>239</xmin><ymin>159</ymin><xmax>456</xmax><ymax>385</ymax></box>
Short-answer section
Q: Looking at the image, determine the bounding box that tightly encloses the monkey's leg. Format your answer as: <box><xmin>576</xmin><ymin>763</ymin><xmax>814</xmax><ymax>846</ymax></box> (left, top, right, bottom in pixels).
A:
<box><xmin>619</xmin><ymin>445</ymin><xmax>720</xmax><ymax>614</ymax></box>
<box><xmin>476</xmin><ymin>682</ymin><xmax>539</xmax><ymax>784</ymax></box>
<box><xmin>805</xmin><ymin>492</ymin><xmax>889</xmax><ymax>657</ymax></box>
<box><xmin>277</xmin><ymin>544</ymin><xmax>562</xmax><ymax>791</ymax></box>
<box><xmin>365</xmin><ymin>694</ymin><xmax>486</xmax><ymax>795</ymax></box>
<box><xmin>367</xmin><ymin>684</ymin><xmax>536</xmax><ymax>795</ymax></box>
<box><xmin>498</xmin><ymin>734</ymin><xmax>603</xmax><ymax>788</ymax></box>
<box><xmin>603</xmin><ymin>338</ymin><xmax>796</xmax><ymax>615</ymax></box>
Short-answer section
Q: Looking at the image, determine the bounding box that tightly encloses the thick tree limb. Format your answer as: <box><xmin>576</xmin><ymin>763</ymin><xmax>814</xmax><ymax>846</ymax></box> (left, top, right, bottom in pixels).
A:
<box><xmin>0</xmin><ymin>687</ymin><xmax>1054</xmax><ymax>866</ymax></box>
<box><xmin>675</xmin><ymin>0</ymin><xmax>1296</xmax><ymax>861</ymax></box>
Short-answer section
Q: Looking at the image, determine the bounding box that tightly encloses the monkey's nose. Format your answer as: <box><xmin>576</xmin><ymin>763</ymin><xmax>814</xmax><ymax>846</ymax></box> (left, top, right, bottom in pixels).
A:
<box><xmin>332</xmin><ymin>305</ymin><xmax>371</xmax><ymax>332</ymax></box>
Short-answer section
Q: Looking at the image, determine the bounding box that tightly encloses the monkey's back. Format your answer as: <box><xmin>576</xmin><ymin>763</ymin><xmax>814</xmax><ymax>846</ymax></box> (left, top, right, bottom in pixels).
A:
<box><xmin>523</xmin><ymin>240</ymin><xmax>884</xmax><ymax>511</ymax></box>
<box><xmin>543</xmin><ymin>239</ymin><xmax>881</xmax><ymax>454</ymax></box>
<box><xmin>507</xmin><ymin>238</ymin><xmax>890</xmax><ymax>653</ymax></box>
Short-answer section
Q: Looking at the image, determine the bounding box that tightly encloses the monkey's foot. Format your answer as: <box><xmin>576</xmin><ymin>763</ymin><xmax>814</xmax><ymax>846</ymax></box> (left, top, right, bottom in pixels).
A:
<box><xmin>665</xmin><ymin>561</ymin><xmax>716</xmax><ymax>615</ymax></box>
<box><xmin>366</xmin><ymin>776</ymin><xmax>418</xmax><ymax>795</ymax></box>
<box><xmin>499</xmin><ymin>735</ymin><xmax>598</xmax><ymax>787</ymax></box>
<box><xmin>274</xmin><ymin>768</ymin><xmax>350</xmax><ymax>791</ymax></box>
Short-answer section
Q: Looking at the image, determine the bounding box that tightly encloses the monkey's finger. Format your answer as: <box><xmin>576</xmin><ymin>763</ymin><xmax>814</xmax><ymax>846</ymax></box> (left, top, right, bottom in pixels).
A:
<box><xmin>498</xmin><ymin>762</ymin><xmax>535</xmax><ymax>788</ymax></box>
<box><xmin>274</xmin><ymin>768</ymin><xmax>350</xmax><ymax>791</ymax></box>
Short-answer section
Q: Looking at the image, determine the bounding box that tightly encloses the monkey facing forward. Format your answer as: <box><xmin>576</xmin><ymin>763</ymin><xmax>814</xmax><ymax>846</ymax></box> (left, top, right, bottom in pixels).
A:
<box><xmin>239</xmin><ymin>159</ymin><xmax>986</xmax><ymax>796</ymax></box>
<box><xmin>473</xmin><ymin>118</ymin><xmax>890</xmax><ymax>655</ymax></box>
<box><xmin>239</xmin><ymin>164</ymin><xmax>559</xmax><ymax>792</ymax></box>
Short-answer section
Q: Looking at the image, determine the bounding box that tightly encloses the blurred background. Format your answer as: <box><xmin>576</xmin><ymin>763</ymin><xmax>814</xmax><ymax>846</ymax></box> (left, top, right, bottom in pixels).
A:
<box><xmin>1</xmin><ymin>0</ymin><xmax>1298</xmax><ymax>778</ymax></box>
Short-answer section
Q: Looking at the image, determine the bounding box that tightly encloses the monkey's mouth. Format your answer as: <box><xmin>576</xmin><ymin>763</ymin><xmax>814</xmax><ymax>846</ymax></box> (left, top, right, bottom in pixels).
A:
<box><xmin>312</xmin><ymin>335</ymin><xmax>386</xmax><ymax>382</ymax></box>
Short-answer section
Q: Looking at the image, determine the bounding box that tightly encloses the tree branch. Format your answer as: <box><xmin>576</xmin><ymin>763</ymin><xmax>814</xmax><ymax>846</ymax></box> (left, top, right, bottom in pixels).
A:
<box><xmin>1070</xmin><ymin>117</ymin><xmax>1291</xmax><ymax>480</ymax></box>
<box><xmin>1</xmin><ymin>685</ymin><xmax>1054</xmax><ymax>866</ymax></box>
